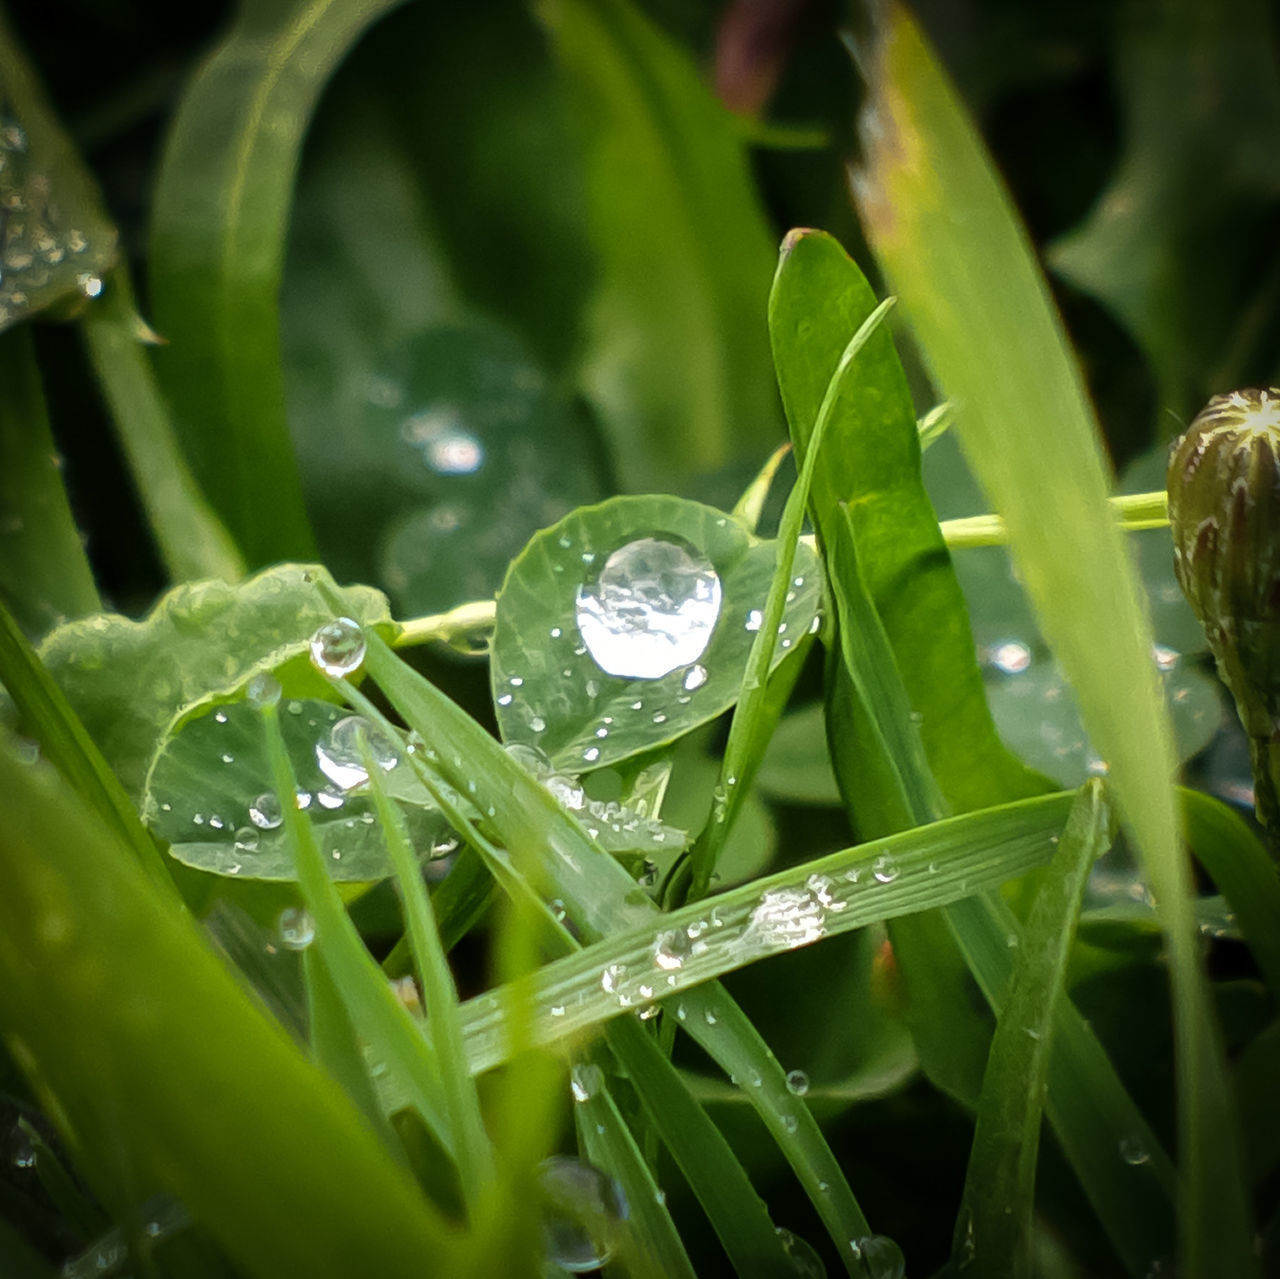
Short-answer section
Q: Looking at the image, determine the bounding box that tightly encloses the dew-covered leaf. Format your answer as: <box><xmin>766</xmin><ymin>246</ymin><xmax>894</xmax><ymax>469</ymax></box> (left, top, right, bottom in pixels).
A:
<box><xmin>145</xmin><ymin>699</ymin><xmax>452</xmax><ymax>883</ymax></box>
<box><xmin>988</xmin><ymin>655</ymin><xmax>1222</xmax><ymax>789</ymax></box>
<box><xmin>37</xmin><ymin>564</ymin><xmax>392</xmax><ymax>799</ymax></box>
<box><xmin>490</xmin><ymin>495</ymin><xmax>820</xmax><ymax>772</ymax></box>
<box><xmin>0</xmin><ymin>12</ymin><xmax>118</xmax><ymax>331</ymax></box>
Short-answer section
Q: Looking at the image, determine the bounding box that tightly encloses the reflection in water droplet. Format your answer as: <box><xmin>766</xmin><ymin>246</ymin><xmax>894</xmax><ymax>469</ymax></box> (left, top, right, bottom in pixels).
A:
<box><xmin>316</xmin><ymin>716</ymin><xmax>401</xmax><ymax>790</ymax></box>
<box><xmin>785</xmin><ymin>1069</ymin><xmax>810</xmax><ymax>1097</ymax></box>
<box><xmin>277</xmin><ymin>906</ymin><xmax>315</xmax><ymax>950</ymax></box>
<box><xmin>574</xmin><ymin>537</ymin><xmax>722</xmax><ymax>679</ymax></box>
<box><xmin>537</xmin><ymin>1156</ymin><xmax>627</xmax><ymax>1273</ymax></box>
<box><xmin>309</xmin><ymin>618</ymin><xmax>366</xmax><ymax>677</ymax></box>
<box><xmin>249</xmin><ymin>792</ymin><xmax>282</xmax><ymax>830</ymax></box>
<box><xmin>852</xmin><ymin>1233</ymin><xmax>906</xmax><ymax>1278</ymax></box>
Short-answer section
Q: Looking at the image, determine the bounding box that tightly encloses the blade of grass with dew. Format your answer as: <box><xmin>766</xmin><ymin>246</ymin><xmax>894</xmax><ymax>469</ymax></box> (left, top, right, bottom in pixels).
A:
<box><xmin>853</xmin><ymin>8</ymin><xmax>1252</xmax><ymax>1270</ymax></box>
<box><xmin>573</xmin><ymin>1062</ymin><xmax>698</xmax><ymax>1279</ymax></box>
<box><xmin>0</xmin><ymin>740</ymin><xmax>466</xmax><ymax>1279</ymax></box>
<box><xmin>0</xmin><ymin>597</ymin><xmax>174</xmax><ymax>897</ymax></box>
<box><xmin>150</xmin><ymin>0</ymin><xmax>412</xmax><ymax>564</ymax></box>
<box><xmin>364</xmin><ymin>743</ymin><xmax>494</xmax><ymax>1204</ymax></box>
<box><xmin>689</xmin><ymin>296</ymin><xmax>897</xmax><ymax>901</ymax></box>
<box><xmin>952</xmin><ymin>779</ymin><xmax>1110</xmax><ymax>1278</ymax></box>
<box><xmin>345</xmin><ymin>630</ymin><xmax>875</xmax><ymax>1264</ymax></box>
<box><xmin>1182</xmin><ymin>788</ymin><xmax>1280</xmax><ymax>1001</ymax></box>
<box><xmin>80</xmin><ymin>268</ymin><xmax>245</xmax><ymax>583</ymax></box>
<box><xmin>258</xmin><ymin>700</ymin><xmax>454</xmax><ymax>1159</ymax></box>
<box><xmin>827</xmin><ymin>513</ymin><xmax>1178</xmax><ymax>1269</ymax></box>
<box><xmin>0</xmin><ymin>327</ymin><xmax>100</xmax><ymax>636</ymax></box>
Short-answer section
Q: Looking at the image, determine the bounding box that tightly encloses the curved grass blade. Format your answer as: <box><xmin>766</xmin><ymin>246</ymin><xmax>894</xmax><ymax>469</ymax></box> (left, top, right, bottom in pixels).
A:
<box><xmin>853</xmin><ymin>9</ymin><xmax>1252</xmax><ymax>1271</ymax></box>
<box><xmin>0</xmin><ymin>327</ymin><xmax>100</xmax><ymax>636</ymax></box>
<box><xmin>572</xmin><ymin>1061</ymin><xmax>698</xmax><ymax>1279</ymax></box>
<box><xmin>953</xmin><ymin>780</ymin><xmax>1110</xmax><ymax>1278</ymax></box>
<box><xmin>81</xmin><ymin>269</ymin><xmax>245</xmax><ymax>584</ymax></box>
<box><xmin>150</xmin><ymin>0</ymin><xmax>410</xmax><ymax>564</ymax></box>
<box><xmin>0</xmin><ymin>742</ymin><xmax>464</xmax><ymax>1278</ymax></box>
<box><xmin>259</xmin><ymin>701</ymin><xmax>452</xmax><ymax>1159</ymax></box>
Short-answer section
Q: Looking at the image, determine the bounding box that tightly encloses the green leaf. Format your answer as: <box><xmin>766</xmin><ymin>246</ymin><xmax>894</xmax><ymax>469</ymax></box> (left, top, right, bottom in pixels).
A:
<box><xmin>145</xmin><ymin>697</ymin><xmax>448</xmax><ymax>883</ymax></box>
<box><xmin>538</xmin><ymin>0</ymin><xmax>781</xmax><ymax>490</ymax></box>
<box><xmin>1048</xmin><ymin>0</ymin><xmax>1280</xmax><ymax>414</ymax></box>
<box><xmin>755</xmin><ymin>704</ymin><xmax>842</xmax><ymax>806</ymax></box>
<box><xmin>853</xmin><ymin>7</ymin><xmax>1253</xmax><ymax>1271</ymax></box>
<box><xmin>490</xmin><ymin>495</ymin><xmax>820</xmax><ymax>772</ymax></box>
<box><xmin>953</xmin><ymin>781</ymin><xmax>1110</xmax><ymax>1278</ymax></box>
<box><xmin>0</xmin><ymin>9</ymin><xmax>118</xmax><ymax>331</ymax></box>
<box><xmin>0</xmin><ymin>326</ymin><xmax>99</xmax><ymax>636</ymax></box>
<box><xmin>768</xmin><ymin>228</ymin><xmax>1047</xmax><ymax>813</ymax></box>
<box><xmin>0</xmin><ymin>743</ymin><xmax>464</xmax><ymax>1278</ymax></box>
<box><xmin>36</xmin><ymin>564</ymin><xmax>391</xmax><ymax>799</ymax></box>
<box><xmin>149</xmin><ymin>0</ymin><xmax>411</xmax><ymax>564</ymax></box>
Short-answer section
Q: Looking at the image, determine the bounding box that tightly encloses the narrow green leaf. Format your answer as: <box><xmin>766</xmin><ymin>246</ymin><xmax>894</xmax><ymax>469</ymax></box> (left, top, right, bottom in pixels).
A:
<box><xmin>853</xmin><ymin>8</ymin><xmax>1253</xmax><ymax>1271</ymax></box>
<box><xmin>0</xmin><ymin>326</ymin><xmax>99</xmax><ymax>635</ymax></box>
<box><xmin>537</xmin><ymin>0</ymin><xmax>781</xmax><ymax>489</ymax></box>
<box><xmin>149</xmin><ymin>0</ymin><xmax>409</xmax><ymax>563</ymax></box>
<box><xmin>0</xmin><ymin>743</ymin><xmax>463</xmax><ymax>1278</ymax></box>
<box><xmin>80</xmin><ymin>269</ymin><xmax>245</xmax><ymax>584</ymax></box>
<box><xmin>954</xmin><ymin>780</ymin><xmax>1110</xmax><ymax>1278</ymax></box>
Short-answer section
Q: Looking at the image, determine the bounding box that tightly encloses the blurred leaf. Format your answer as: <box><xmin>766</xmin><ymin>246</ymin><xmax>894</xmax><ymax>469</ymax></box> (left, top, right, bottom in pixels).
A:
<box><xmin>0</xmin><ymin>9</ymin><xmax>118</xmax><ymax>331</ymax></box>
<box><xmin>36</xmin><ymin>564</ymin><xmax>390</xmax><ymax>799</ymax></box>
<box><xmin>853</xmin><ymin>6</ymin><xmax>1253</xmax><ymax>1271</ymax></box>
<box><xmin>755</xmin><ymin>703</ymin><xmax>842</xmax><ymax>805</ymax></box>
<box><xmin>1049</xmin><ymin>0</ymin><xmax>1280</xmax><ymax>414</ymax></box>
<box><xmin>0</xmin><ymin>325</ymin><xmax>99</xmax><ymax>636</ymax></box>
<box><xmin>149</xmin><ymin>0</ymin><xmax>411</xmax><ymax>564</ymax></box>
<box><xmin>539</xmin><ymin>0</ymin><xmax>782</xmax><ymax>490</ymax></box>
<box><xmin>490</xmin><ymin>495</ymin><xmax>820</xmax><ymax>772</ymax></box>
<box><xmin>953</xmin><ymin>781</ymin><xmax>1108</xmax><ymax>1279</ymax></box>
<box><xmin>0</xmin><ymin>743</ymin><xmax>464</xmax><ymax>1278</ymax></box>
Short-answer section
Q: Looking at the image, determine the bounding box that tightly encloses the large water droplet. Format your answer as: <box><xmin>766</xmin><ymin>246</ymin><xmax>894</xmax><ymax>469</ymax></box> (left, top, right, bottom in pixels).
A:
<box><xmin>309</xmin><ymin>618</ymin><xmax>366</xmax><ymax>677</ymax></box>
<box><xmin>249</xmin><ymin>792</ymin><xmax>283</xmax><ymax>830</ymax></box>
<box><xmin>537</xmin><ymin>1156</ymin><xmax>627</xmax><ymax>1273</ymax></box>
<box><xmin>852</xmin><ymin>1234</ymin><xmax>906</xmax><ymax>1279</ymax></box>
<box><xmin>316</xmin><ymin>716</ymin><xmax>401</xmax><ymax>790</ymax></box>
<box><xmin>277</xmin><ymin>906</ymin><xmax>315</xmax><ymax>950</ymax></box>
<box><xmin>574</xmin><ymin>537</ymin><xmax>722</xmax><ymax>679</ymax></box>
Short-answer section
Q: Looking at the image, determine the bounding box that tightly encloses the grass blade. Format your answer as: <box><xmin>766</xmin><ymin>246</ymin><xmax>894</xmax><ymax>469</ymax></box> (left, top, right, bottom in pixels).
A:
<box><xmin>150</xmin><ymin>0</ymin><xmax>409</xmax><ymax>564</ymax></box>
<box><xmin>853</xmin><ymin>8</ymin><xmax>1253</xmax><ymax>1271</ymax></box>
<box><xmin>953</xmin><ymin>780</ymin><xmax>1111</xmax><ymax>1277</ymax></box>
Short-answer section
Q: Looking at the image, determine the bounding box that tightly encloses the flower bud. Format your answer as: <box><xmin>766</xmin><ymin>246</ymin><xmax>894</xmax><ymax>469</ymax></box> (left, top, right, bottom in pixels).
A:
<box><xmin>1168</xmin><ymin>388</ymin><xmax>1280</xmax><ymax>842</ymax></box>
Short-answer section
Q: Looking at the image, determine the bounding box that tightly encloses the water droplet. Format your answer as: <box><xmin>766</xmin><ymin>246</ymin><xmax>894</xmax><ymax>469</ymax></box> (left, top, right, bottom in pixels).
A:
<box><xmin>233</xmin><ymin>826</ymin><xmax>259</xmax><ymax>851</ymax></box>
<box><xmin>401</xmin><ymin>406</ymin><xmax>485</xmax><ymax>474</ymax></box>
<box><xmin>872</xmin><ymin>854</ymin><xmax>899</xmax><ymax>884</ymax></box>
<box><xmin>537</xmin><ymin>1156</ymin><xmax>627</xmax><ymax>1273</ymax></box>
<box><xmin>431</xmin><ymin>833</ymin><xmax>460</xmax><ymax>860</ymax></box>
<box><xmin>277</xmin><ymin>906</ymin><xmax>315</xmax><ymax>950</ymax></box>
<box><xmin>246</xmin><ymin>671</ymin><xmax>281</xmax><ymax>707</ymax></box>
<box><xmin>316</xmin><ymin>715</ymin><xmax>401</xmax><ymax>790</ymax></box>
<box><xmin>570</xmin><ymin>1063</ymin><xmax>602</xmax><ymax>1103</ymax></box>
<box><xmin>76</xmin><ymin>273</ymin><xmax>103</xmax><ymax>299</ymax></box>
<box><xmin>214</xmin><ymin>711</ymin><xmax>228</xmax><ymax>724</ymax></box>
<box><xmin>583</xmin><ymin>746</ymin><xmax>601</xmax><ymax>763</ymax></box>
<box><xmin>309</xmin><ymin>618</ymin><xmax>366</xmax><ymax>677</ymax></box>
<box><xmin>988</xmin><ymin>639</ymin><xmax>1032</xmax><ymax>674</ymax></box>
<box><xmin>316</xmin><ymin>786</ymin><xmax>345</xmax><ymax>810</ymax></box>
<box><xmin>6</xmin><ymin>1123</ymin><xmax>34</xmax><ymax>1169</ymax></box>
<box><xmin>574</xmin><ymin>537</ymin><xmax>722</xmax><ymax>679</ymax></box>
<box><xmin>546</xmin><ymin>775</ymin><xmax>587</xmax><ymax>810</ymax></box>
<box><xmin>746</xmin><ymin>608</ymin><xmax>764</xmax><ymax>632</ymax></box>
<box><xmin>295</xmin><ymin>790</ymin><xmax>313</xmax><ymax>810</ymax></box>
<box><xmin>1152</xmin><ymin>644</ymin><xmax>1180</xmax><ymax>673</ymax></box>
<box><xmin>785</xmin><ymin>1069</ymin><xmax>810</xmax><ymax>1097</ymax></box>
<box><xmin>249</xmin><ymin>793</ymin><xmax>283</xmax><ymax>829</ymax></box>
<box><xmin>852</xmin><ymin>1234</ymin><xmax>906</xmax><ymax>1279</ymax></box>
<box><xmin>777</xmin><ymin>1227</ymin><xmax>825</xmax><ymax>1278</ymax></box>
<box><xmin>530</xmin><ymin>715</ymin><xmax>547</xmax><ymax>733</ymax></box>
<box><xmin>683</xmin><ymin>663</ymin><xmax>709</xmax><ymax>690</ymax></box>
<box><xmin>653</xmin><ymin>927</ymin><xmax>692</xmax><ymax>971</ymax></box>
<box><xmin>1120</xmin><ymin>1135</ymin><xmax>1150</xmax><ymax>1166</ymax></box>
<box><xmin>601</xmin><ymin>963</ymin><xmax>626</xmax><ymax>995</ymax></box>
<box><xmin>497</xmin><ymin>692</ymin><xmax>513</xmax><ymax>706</ymax></box>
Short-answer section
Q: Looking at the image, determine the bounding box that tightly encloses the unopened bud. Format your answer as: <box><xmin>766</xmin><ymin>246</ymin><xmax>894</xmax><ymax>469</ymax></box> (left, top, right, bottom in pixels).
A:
<box><xmin>1168</xmin><ymin>388</ymin><xmax>1280</xmax><ymax>843</ymax></box>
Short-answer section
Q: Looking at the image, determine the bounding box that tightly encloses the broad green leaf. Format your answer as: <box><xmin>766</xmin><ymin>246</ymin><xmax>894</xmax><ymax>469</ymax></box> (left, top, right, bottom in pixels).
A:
<box><xmin>1049</xmin><ymin>0</ymin><xmax>1280</xmax><ymax>415</ymax></box>
<box><xmin>145</xmin><ymin>698</ymin><xmax>448</xmax><ymax>883</ymax></box>
<box><xmin>490</xmin><ymin>495</ymin><xmax>820</xmax><ymax>772</ymax></box>
<box><xmin>768</xmin><ymin>228</ymin><xmax>1048</xmax><ymax>813</ymax></box>
<box><xmin>0</xmin><ymin>9</ymin><xmax>117</xmax><ymax>331</ymax></box>
<box><xmin>0</xmin><ymin>326</ymin><xmax>99</xmax><ymax>636</ymax></box>
<box><xmin>853</xmin><ymin>7</ymin><xmax>1252</xmax><ymax>1271</ymax></box>
<box><xmin>149</xmin><ymin>0</ymin><xmax>409</xmax><ymax>564</ymax></box>
<box><xmin>538</xmin><ymin>0</ymin><xmax>781</xmax><ymax>490</ymax></box>
<box><xmin>954</xmin><ymin>781</ymin><xmax>1110</xmax><ymax>1278</ymax></box>
<box><xmin>36</xmin><ymin>564</ymin><xmax>390</xmax><ymax>799</ymax></box>
<box><xmin>0</xmin><ymin>743</ymin><xmax>464</xmax><ymax>1278</ymax></box>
